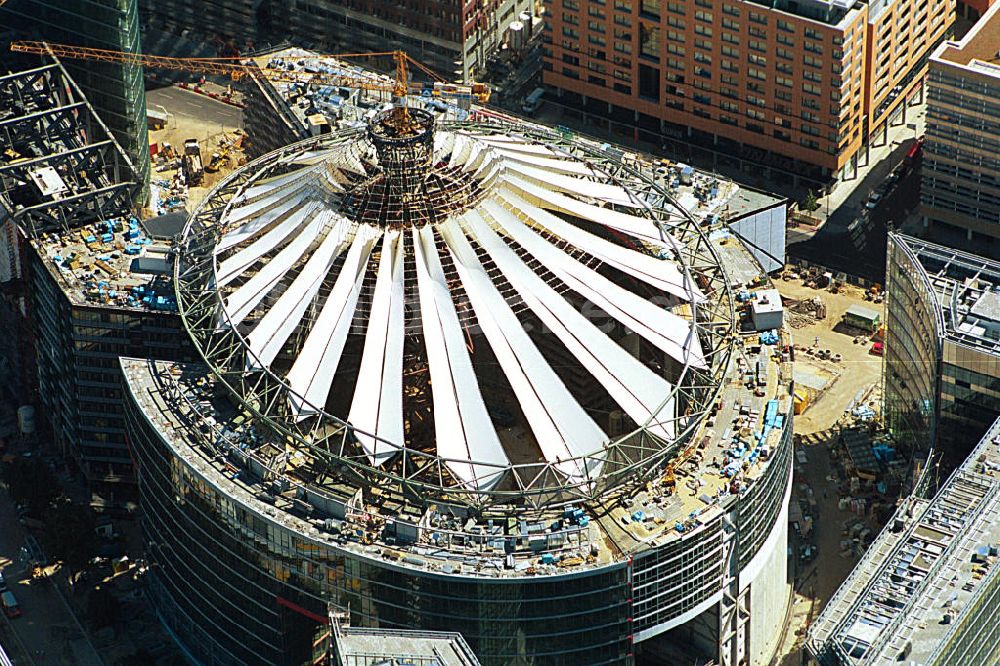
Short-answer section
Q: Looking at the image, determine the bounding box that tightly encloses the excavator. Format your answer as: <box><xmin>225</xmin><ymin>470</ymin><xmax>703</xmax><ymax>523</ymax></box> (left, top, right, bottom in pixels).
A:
<box><xmin>9</xmin><ymin>41</ymin><xmax>491</xmax><ymax>136</ymax></box>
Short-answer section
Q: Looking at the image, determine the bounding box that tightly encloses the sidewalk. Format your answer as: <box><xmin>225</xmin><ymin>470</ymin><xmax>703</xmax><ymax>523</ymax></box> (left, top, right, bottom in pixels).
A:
<box><xmin>796</xmin><ymin>100</ymin><xmax>926</xmax><ymax>240</ymax></box>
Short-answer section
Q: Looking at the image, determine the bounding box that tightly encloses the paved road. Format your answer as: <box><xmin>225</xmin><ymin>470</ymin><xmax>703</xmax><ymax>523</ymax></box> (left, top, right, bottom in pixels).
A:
<box><xmin>787</xmin><ymin>141</ymin><xmax>921</xmax><ymax>282</ymax></box>
<box><xmin>147</xmin><ymin>85</ymin><xmax>242</xmax><ymax>128</ymax></box>
<box><xmin>0</xmin><ymin>493</ymin><xmax>103</xmax><ymax>666</ymax></box>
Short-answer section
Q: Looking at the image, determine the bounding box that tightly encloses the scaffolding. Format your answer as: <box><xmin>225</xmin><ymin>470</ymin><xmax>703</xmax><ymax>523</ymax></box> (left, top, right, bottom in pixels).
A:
<box><xmin>1</xmin><ymin>0</ymin><xmax>150</xmax><ymax>202</ymax></box>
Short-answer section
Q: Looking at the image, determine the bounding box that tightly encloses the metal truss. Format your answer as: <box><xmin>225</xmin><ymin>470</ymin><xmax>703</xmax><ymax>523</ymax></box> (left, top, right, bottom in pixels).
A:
<box><xmin>175</xmin><ymin>120</ymin><xmax>740</xmax><ymax>511</ymax></box>
<box><xmin>0</xmin><ymin>55</ymin><xmax>137</xmax><ymax>237</ymax></box>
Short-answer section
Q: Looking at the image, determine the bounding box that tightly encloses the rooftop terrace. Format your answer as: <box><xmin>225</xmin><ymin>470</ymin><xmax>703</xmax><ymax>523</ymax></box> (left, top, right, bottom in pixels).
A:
<box><xmin>933</xmin><ymin>1</ymin><xmax>1000</xmax><ymax>75</ymax></box>
<box><xmin>808</xmin><ymin>416</ymin><xmax>1000</xmax><ymax>665</ymax></box>
<box><xmin>331</xmin><ymin>620</ymin><xmax>481</xmax><ymax>666</ymax></box>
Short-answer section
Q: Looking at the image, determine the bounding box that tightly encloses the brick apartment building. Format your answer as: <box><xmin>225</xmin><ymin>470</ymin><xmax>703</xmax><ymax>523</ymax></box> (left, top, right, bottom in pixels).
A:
<box><xmin>542</xmin><ymin>0</ymin><xmax>954</xmax><ymax>187</ymax></box>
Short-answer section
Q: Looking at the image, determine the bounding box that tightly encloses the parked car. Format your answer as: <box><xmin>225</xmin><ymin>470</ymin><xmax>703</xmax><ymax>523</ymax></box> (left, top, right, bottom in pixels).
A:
<box><xmin>865</xmin><ymin>192</ymin><xmax>883</xmax><ymax>210</ymax></box>
<box><xmin>0</xmin><ymin>569</ymin><xmax>6</xmax><ymax>592</ymax></box>
<box><xmin>870</xmin><ymin>341</ymin><xmax>885</xmax><ymax>356</ymax></box>
<box><xmin>1</xmin><ymin>590</ymin><xmax>20</xmax><ymax>618</ymax></box>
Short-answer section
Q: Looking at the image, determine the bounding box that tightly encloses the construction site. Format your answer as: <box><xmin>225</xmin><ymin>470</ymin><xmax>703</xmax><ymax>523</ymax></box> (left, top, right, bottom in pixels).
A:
<box><xmin>0</xmin><ymin>23</ymin><xmax>810</xmax><ymax>663</ymax></box>
<box><xmin>0</xmin><ymin>11</ymin><xmax>938</xmax><ymax>665</ymax></box>
<box><xmin>808</xmin><ymin>414</ymin><xmax>1000</xmax><ymax>665</ymax></box>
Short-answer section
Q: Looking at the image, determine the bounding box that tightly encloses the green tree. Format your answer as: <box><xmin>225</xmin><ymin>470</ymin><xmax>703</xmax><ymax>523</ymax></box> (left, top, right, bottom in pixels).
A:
<box><xmin>802</xmin><ymin>189</ymin><xmax>820</xmax><ymax>212</ymax></box>
<box><xmin>42</xmin><ymin>497</ymin><xmax>98</xmax><ymax>574</ymax></box>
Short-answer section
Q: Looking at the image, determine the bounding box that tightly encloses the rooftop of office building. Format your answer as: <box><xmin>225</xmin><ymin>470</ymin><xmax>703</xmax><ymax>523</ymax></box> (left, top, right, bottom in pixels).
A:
<box><xmin>121</xmin><ymin>109</ymin><xmax>791</xmax><ymax>580</ymax></box>
<box><xmin>892</xmin><ymin>234</ymin><xmax>1000</xmax><ymax>355</ymax></box>
<box><xmin>807</xmin><ymin>415</ymin><xmax>1000</xmax><ymax>665</ymax></box>
<box><xmin>32</xmin><ymin>216</ymin><xmax>177</xmax><ymax>312</ymax></box>
<box><xmin>247</xmin><ymin>47</ymin><xmax>475</xmax><ymax>137</ymax></box>
<box><xmin>330</xmin><ymin>617</ymin><xmax>481</xmax><ymax>666</ymax></box>
<box><xmin>933</xmin><ymin>0</ymin><xmax>1000</xmax><ymax>75</ymax></box>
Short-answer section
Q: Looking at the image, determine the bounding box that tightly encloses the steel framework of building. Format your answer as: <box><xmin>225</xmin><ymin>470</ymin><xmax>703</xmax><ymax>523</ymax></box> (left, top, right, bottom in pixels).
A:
<box><xmin>174</xmin><ymin>117</ymin><xmax>739</xmax><ymax>509</ymax></box>
<box><xmin>0</xmin><ymin>57</ymin><xmax>137</xmax><ymax>237</ymax></box>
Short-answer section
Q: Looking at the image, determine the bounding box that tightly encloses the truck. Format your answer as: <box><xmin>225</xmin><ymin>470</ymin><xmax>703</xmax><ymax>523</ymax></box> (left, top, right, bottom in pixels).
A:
<box><xmin>182</xmin><ymin>138</ymin><xmax>203</xmax><ymax>185</ymax></box>
<box><xmin>521</xmin><ymin>87</ymin><xmax>545</xmax><ymax>115</ymax></box>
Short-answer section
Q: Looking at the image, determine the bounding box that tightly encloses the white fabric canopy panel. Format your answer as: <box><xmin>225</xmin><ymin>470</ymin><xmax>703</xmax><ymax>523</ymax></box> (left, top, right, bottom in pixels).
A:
<box><xmin>440</xmin><ymin>218</ymin><xmax>605</xmax><ymax>483</ymax></box>
<box><xmin>287</xmin><ymin>230</ymin><xmax>377</xmax><ymax>417</ymax></box>
<box><xmin>284</xmin><ymin>148</ymin><xmax>343</xmax><ymax>166</ymax></box>
<box><xmin>349</xmin><ymin>231</ymin><xmax>406</xmax><ymax>465</ymax></box>
<box><xmin>470</xmin><ymin>135</ymin><xmax>562</xmax><ymax>157</ymax></box>
<box><xmin>463</xmin><ymin>140</ymin><xmax>487</xmax><ymax>174</ymax></box>
<box><xmin>503</xmin><ymin>174</ymin><xmax>685</xmax><ymax>251</ymax></box>
<box><xmin>219</xmin><ymin>184</ymin><xmax>314</xmax><ymax>251</ymax></box>
<box><xmin>433</xmin><ymin>131</ymin><xmax>455</xmax><ymax>158</ymax></box>
<box><xmin>235</xmin><ymin>163</ymin><xmax>326</xmax><ymax>204</ymax></box>
<box><xmin>481</xmin><ymin>197</ymin><xmax>706</xmax><ymax>370</ymax></box>
<box><xmin>223</xmin><ymin>211</ymin><xmax>331</xmax><ymax>327</ymax></box>
<box><xmin>490</xmin><ymin>148</ymin><xmax>602</xmax><ymax>178</ymax></box>
<box><xmin>448</xmin><ymin>133</ymin><xmax>473</xmax><ymax>169</ymax></box>
<box><xmin>217</xmin><ymin>201</ymin><xmax>323</xmax><ymax>287</ymax></box>
<box><xmin>245</xmin><ymin>214</ymin><xmax>352</xmax><ymax>369</ymax></box>
<box><xmin>504</xmin><ymin>162</ymin><xmax>643</xmax><ymax>208</ymax></box>
<box><xmin>463</xmin><ymin>209</ymin><xmax>676</xmax><ymax>443</ymax></box>
<box><xmin>413</xmin><ymin>225</ymin><xmax>509</xmax><ymax>490</ymax></box>
<box><xmin>497</xmin><ymin>181</ymin><xmax>704</xmax><ymax>303</ymax></box>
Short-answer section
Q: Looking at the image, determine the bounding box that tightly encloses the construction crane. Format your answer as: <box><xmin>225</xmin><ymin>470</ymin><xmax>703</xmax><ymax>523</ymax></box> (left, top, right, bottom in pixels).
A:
<box><xmin>9</xmin><ymin>41</ymin><xmax>490</xmax><ymax>134</ymax></box>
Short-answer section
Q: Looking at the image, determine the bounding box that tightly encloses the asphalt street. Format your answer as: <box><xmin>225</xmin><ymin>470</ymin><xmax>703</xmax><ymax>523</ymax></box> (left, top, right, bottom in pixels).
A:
<box><xmin>0</xmin><ymin>493</ymin><xmax>103</xmax><ymax>666</ymax></box>
<box><xmin>788</xmin><ymin>139</ymin><xmax>921</xmax><ymax>283</ymax></box>
<box><xmin>146</xmin><ymin>85</ymin><xmax>242</xmax><ymax>128</ymax></box>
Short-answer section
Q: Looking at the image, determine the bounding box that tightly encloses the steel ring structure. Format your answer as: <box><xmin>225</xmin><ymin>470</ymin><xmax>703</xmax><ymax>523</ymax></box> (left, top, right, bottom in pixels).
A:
<box><xmin>175</xmin><ymin>113</ymin><xmax>737</xmax><ymax>508</ymax></box>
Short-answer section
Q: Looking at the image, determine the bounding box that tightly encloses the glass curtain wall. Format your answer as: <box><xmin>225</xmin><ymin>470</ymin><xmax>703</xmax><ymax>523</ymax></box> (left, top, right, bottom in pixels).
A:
<box><xmin>884</xmin><ymin>236</ymin><xmax>942</xmax><ymax>463</ymax></box>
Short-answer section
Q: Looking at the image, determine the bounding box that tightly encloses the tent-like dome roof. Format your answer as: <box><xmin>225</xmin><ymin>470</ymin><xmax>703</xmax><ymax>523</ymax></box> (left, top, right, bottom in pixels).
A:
<box><xmin>178</xmin><ymin>111</ymin><xmax>733</xmax><ymax>502</ymax></box>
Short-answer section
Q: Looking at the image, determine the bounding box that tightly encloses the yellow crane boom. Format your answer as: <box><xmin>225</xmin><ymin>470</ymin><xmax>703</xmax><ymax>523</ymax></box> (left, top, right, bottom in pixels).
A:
<box><xmin>9</xmin><ymin>41</ymin><xmax>490</xmax><ymax>103</ymax></box>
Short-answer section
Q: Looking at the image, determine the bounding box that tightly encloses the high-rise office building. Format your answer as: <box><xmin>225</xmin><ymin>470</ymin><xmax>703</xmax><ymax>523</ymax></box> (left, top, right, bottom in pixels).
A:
<box><xmin>920</xmin><ymin>1</ymin><xmax>1000</xmax><ymax>247</ymax></box>
<box><xmin>0</xmin><ymin>54</ymin><xmax>185</xmax><ymax>501</ymax></box>
<box><xmin>1</xmin><ymin>0</ymin><xmax>151</xmax><ymax>203</ymax></box>
<box><xmin>122</xmin><ymin>104</ymin><xmax>794</xmax><ymax>665</ymax></box>
<box><xmin>543</xmin><ymin>0</ymin><xmax>954</xmax><ymax>187</ymax></box>
<box><xmin>884</xmin><ymin>233</ymin><xmax>1000</xmax><ymax>472</ymax></box>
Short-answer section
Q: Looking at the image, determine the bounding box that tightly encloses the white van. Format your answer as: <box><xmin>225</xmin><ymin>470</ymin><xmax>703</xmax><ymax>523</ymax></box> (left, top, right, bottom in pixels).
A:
<box><xmin>521</xmin><ymin>87</ymin><xmax>546</xmax><ymax>115</ymax></box>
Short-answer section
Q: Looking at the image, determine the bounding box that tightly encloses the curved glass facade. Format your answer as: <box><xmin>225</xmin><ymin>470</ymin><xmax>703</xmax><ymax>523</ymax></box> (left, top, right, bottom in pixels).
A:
<box><xmin>633</xmin><ymin>416</ymin><xmax>792</xmax><ymax>633</ymax></box>
<box><xmin>884</xmin><ymin>235</ymin><xmax>942</xmax><ymax>458</ymax></box>
<box><xmin>123</xmin><ymin>362</ymin><xmax>793</xmax><ymax>666</ymax></box>
<box><xmin>125</xmin><ymin>382</ymin><xmax>632</xmax><ymax>666</ymax></box>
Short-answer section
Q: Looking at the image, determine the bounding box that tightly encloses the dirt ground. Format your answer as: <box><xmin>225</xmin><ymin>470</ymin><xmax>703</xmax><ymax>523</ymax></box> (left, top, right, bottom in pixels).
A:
<box><xmin>771</xmin><ymin>278</ymin><xmax>888</xmax><ymax>664</ymax></box>
<box><xmin>776</xmin><ymin>279</ymin><xmax>883</xmax><ymax>434</ymax></box>
<box><xmin>146</xmin><ymin>88</ymin><xmax>245</xmax><ymax>213</ymax></box>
